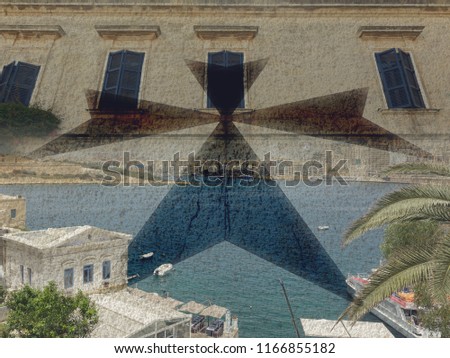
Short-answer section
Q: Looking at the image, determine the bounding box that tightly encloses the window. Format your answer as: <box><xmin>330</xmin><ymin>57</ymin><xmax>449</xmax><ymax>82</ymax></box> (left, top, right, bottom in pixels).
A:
<box><xmin>102</xmin><ymin>260</ymin><xmax>111</xmax><ymax>280</ymax></box>
<box><xmin>99</xmin><ymin>50</ymin><xmax>145</xmax><ymax>110</ymax></box>
<box><xmin>207</xmin><ymin>50</ymin><xmax>245</xmax><ymax>110</ymax></box>
<box><xmin>375</xmin><ymin>48</ymin><xmax>425</xmax><ymax>109</ymax></box>
<box><xmin>10</xmin><ymin>209</ymin><xmax>16</xmax><ymax>219</ymax></box>
<box><xmin>83</xmin><ymin>264</ymin><xmax>94</xmax><ymax>284</ymax></box>
<box><xmin>27</xmin><ymin>268</ymin><xmax>32</xmax><ymax>285</ymax></box>
<box><xmin>0</xmin><ymin>61</ymin><xmax>40</xmax><ymax>106</ymax></box>
<box><xmin>64</xmin><ymin>268</ymin><xmax>74</xmax><ymax>289</ymax></box>
<box><xmin>20</xmin><ymin>265</ymin><xmax>24</xmax><ymax>284</ymax></box>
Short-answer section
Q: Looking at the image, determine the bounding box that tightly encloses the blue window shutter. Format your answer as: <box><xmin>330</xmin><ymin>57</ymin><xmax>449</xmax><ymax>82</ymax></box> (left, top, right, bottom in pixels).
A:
<box><xmin>102</xmin><ymin>50</ymin><xmax>123</xmax><ymax>96</ymax></box>
<box><xmin>398</xmin><ymin>49</ymin><xmax>425</xmax><ymax>108</ymax></box>
<box><xmin>118</xmin><ymin>51</ymin><xmax>144</xmax><ymax>104</ymax></box>
<box><xmin>376</xmin><ymin>48</ymin><xmax>412</xmax><ymax>108</ymax></box>
<box><xmin>0</xmin><ymin>62</ymin><xmax>16</xmax><ymax>103</ymax></box>
<box><xmin>226</xmin><ymin>51</ymin><xmax>243</xmax><ymax>68</ymax></box>
<box><xmin>0</xmin><ymin>61</ymin><xmax>40</xmax><ymax>106</ymax></box>
<box><xmin>209</xmin><ymin>51</ymin><xmax>226</xmax><ymax>67</ymax></box>
<box><xmin>100</xmin><ymin>50</ymin><xmax>144</xmax><ymax>110</ymax></box>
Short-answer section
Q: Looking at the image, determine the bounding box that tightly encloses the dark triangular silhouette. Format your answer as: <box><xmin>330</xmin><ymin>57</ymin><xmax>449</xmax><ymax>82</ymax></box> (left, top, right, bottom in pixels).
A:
<box><xmin>185</xmin><ymin>58</ymin><xmax>269</xmax><ymax>115</ymax></box>
<box><xmin>233</xmin><ymin>88</ymin><xmax>432</xmax><ymax>158</ymax></box>
<box><xmin>196</xmin><ymin>120</ymin><xmax>270</xmax><ymax>179</ymax></box>
<box><xmin>128</xmin><ymin>179</ymin><xmax>348</xmax><ymax>298</ymax></box>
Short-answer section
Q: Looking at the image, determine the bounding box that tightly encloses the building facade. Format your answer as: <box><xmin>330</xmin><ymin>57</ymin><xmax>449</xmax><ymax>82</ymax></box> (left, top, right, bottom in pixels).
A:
<box><xmin>0</xmin><ymin>194</ymin><xmax>26</xmax><ymax>229</ymax></box>
<box><xmin>0</xmin><ymin>225</ymin><xmax>131</xmax><ymax>293</ymax></box>
<box><xmin>0</xmin><ymin>0</ymin><xmax>448</xmax><ymax>178</ymax></box>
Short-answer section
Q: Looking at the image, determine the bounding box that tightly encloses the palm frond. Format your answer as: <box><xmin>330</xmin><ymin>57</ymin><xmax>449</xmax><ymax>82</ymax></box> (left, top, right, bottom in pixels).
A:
<box><xmin>340</xmin><ymin>246</ymin><xmax>436</xmax><ymax>322</ymax></box>
<box><xmin>430</xmin><ymin>234</ymin><xmax>450</xmax><ymax>302</ymax></box>
<box><xmin>383</xmin><ymin>163</ymin><xmax>450</xmax><ymax>178</ymax></box>
<box><xmin>343</xmin><ymin>186</ymin><xmax>450</xmax><ymax>246</ymax></box>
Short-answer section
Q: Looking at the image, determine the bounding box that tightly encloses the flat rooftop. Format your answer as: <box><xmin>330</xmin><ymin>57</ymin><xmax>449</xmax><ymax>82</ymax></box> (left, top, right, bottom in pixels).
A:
<box><xmin>2</xmin><ymin>225</ymin><xmax>131</xmax><ymax>249</ymax></box>
<box><xmin>0</xmin><ymin>193</ymin><xmax>23</xmax><ymax>201</ymax></box>
<box><xmin>300</xmin><ymin>318</ymin><xmax>394</xmax><ymax>338</ymax></box>
<box><xmin>90</xmin><ymin>288</ymin><xmax>189</xmax><ymax>338</ymax></box>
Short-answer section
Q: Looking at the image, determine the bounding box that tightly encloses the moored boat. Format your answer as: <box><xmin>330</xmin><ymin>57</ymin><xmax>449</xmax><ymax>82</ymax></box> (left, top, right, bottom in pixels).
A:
<box><xmin>153</xmin><ymin>263</ymin><xmax>173</xmax><ymax>276</ymax></box>
<box><xmin>346</xmin><ymin>273</ymin><xmax>440</xmax><ymax>338</ymax></box>
<box><xmin>140</xmin><ymin>252</ymin><xmax>154</xmax><ymax>259</ymax></box>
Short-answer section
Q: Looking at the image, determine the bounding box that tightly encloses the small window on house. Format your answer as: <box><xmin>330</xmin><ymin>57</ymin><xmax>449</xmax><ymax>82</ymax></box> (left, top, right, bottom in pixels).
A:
<box><xmin>99</xmin><ymin>50</ymin><xmax>145</xmax><ymax>110</ymax></box>
<box><xmin>102</xmin><ymin>260</ymin><xmax>111</xmax><ymax>280</ymax></box>
<box><xmin>64</xmin><ymin>268</ymin><xmax>74</xmax><ymax>289</ymax></box>
<box><xmin>27</xmin><ymin>268</ymin><xmax>32</xmax><ymax>285</ymax></box>
<box><xmin>207</xmin><ymin>50</ymin><xmax>245</xmax><ymax>111</ymax></box>
<box><xmin>20</xmin><ymin>265</ymin><xmax>24</xmax><ymax>284</ymax></box>
<box><xmin>375</xmin><ymin>48</ymin><xmax>425</xmax><ymax>109</ymax></box>
<box><xmin>10</xmin><ymin>209</ymin><xmax>16</xmax><ymax>219</ymax></box>
<box><xmin>83</xmin><ymin>264</ymin><xmax>94</xmax><ymax>284</ymax></box>
<box><xmin>0</xmin><ymin>61</ymin><xmax>40</xmax><ymax>106</ymax></box>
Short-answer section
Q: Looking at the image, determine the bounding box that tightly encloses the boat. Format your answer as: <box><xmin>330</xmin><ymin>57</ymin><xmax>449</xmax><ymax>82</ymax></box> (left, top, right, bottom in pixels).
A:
<box><xmin>127</xmin><ymin>274</ymin><xmax>140</xmax><ymax>281</ymax></box>
<box><xmin>317</xmin><ymin>225</ymin><xmax>329</xmax><ymax>231</ymax></box>
<box><xmin>346</xmin><ymin>273</ymin><xmax>440</xmax><ymax>338</ymax></box>
<box><xmin>140</xmin><ymin>252</ymin><xmax>154</xmax><ymax>260</ymax></box>
<box><xmin>153</xmin><ymin>263</ymin><xmax>173</xmax><ymax>276</ymax></box>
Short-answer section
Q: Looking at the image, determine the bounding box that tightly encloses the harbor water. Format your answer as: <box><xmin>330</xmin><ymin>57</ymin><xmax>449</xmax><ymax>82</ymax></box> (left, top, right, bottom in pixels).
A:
<box><xmin>0</xmin><ymin>181</ymin><xmax>402</xmax><ymax>337</ymax></box>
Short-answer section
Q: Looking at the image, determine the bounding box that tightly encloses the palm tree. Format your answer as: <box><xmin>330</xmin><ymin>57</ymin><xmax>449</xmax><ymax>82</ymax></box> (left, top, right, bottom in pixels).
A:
<box><xmin>339</xmin><ymin>163</ymin><xmax>450</xmax><ymax>331</ymax></box>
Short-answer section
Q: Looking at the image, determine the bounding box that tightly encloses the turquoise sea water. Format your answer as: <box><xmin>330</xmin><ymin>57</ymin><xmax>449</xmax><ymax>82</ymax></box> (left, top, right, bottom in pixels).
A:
<box><xmin>0</xmin><ymin>182</ymin><xmax>402</xmax><ymax>337</ymax></box>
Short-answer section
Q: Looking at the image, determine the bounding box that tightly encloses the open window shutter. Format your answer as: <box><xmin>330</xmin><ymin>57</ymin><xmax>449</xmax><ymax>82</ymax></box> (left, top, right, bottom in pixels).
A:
<box><xmin>0</xmin><ymin>62</ymin><xmax>16</xmax><ymax>103</ymax></box>
<box><xmin>225</xmin><ymin>51</ymin><xmax>244</xmax><ymax>108</ymax></box>
<box><xmin>225</xmin><ymin>51</ymin><xmax>243</xmax><ymax>68</ymax></box>
<box><xmin>100</xmin><ymin>50</ymin><xmax>144</xmax><ymax>110</ymax></box>
<box><xmin>376</xmin><ymin>48</ymin><xmax>412</xmax><ymax>108</ymax></box>
<box><xmin>209</xmin><ymin>51</ymin><xmax>226</xmax><ymax>67</ymax></box>
<box><xmin>398</xmin><ymin>50</ymin><xmax>425</xmax><ymax>108</ymax></box>
<box><xmin>118</xmin><ymin>50</ymin><xmax>144</xmax><ymax>107</ymax></box>
<box><xmin>6</xmin><ymin>62</ymin><xmax>40</xmax><ymax>106</ymax></box>
<box><xmin>102</xmin><ymin>51</ymin><xmax>124</xmax><ymax>95</ymax></box>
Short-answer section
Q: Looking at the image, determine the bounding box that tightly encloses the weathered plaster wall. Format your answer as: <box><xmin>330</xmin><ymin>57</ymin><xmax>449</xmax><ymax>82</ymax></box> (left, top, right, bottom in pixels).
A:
<box><xmin>0</xmin><ymin>4</ymin><xmax>448</xmax><ymax>174</ymax></box>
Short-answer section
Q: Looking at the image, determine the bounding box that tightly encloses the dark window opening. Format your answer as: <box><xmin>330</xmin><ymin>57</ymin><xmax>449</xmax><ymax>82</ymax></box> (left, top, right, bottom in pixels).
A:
<box><xmin>64</xmin><ymin>268</ymin><xmax>74</xmax><ymax>289</ymax></box>
<box><xmin>83</xmin><ymin>264</ymin><xmax>94</xmax><ymax>284</ymax></box>
<box><xmin>0</xmin><ymin>61</ymin><xmax>40</xmax><ymax>106</ymax></box>
<box><xmin>207</xmin><ymin>50</ymin><xmax>245</xmax><ymax>112</ymax></box>
<box><xmin>102</xmin><ymin>260</ymin><xmax>111</xmax><ymax>280</ymax></box>
<box><xmin>375</xmin><ymin>48</ymin><xmax>425</xmax><ymax>109</ymax></box>
<box><xmin>27</xmin><ymin>268</ymin><xmax>32</xmax><ymax>285</ymax></box>
<box><xmin>10</xmin><ymin>209</ymin><xmax>16</xmax><ymax>219</ymax></box>
<box><xmin>20</xmin><ymin>265</ymin><xmax>24</xmax><ymax>284</ymax></box>
<box><xmin>99</xmin><ymin>50</ymin><xmax>144</xmax><ymax>110</ymax></box>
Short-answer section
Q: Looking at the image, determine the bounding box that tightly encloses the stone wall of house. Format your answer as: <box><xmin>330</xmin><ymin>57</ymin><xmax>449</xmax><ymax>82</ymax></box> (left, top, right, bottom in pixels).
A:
<box><xmin>3</xmin><ymin>238</ymin><xmax>129</xmax><ymax>293</ymax></box>
<box><xmin>0</xmin><ymin>3</ymin><xmax>448</xmax><ymax>175</ymax></box>
<box><xmin>0</xmin><ymin>196</ymin><xmax>26</xmax><ymax>230</ymax></box>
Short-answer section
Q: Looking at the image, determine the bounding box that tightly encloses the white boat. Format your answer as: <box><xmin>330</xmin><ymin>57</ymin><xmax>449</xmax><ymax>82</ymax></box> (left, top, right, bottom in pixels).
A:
<box><xmin>153</xmin><ymin>263</ymin><xmax>173</xmax><ymax>276</ymax></box>
<box><xmin>346</xmin><ymin>274</ymin><xmax>440</xmax><ymax>338</ymax></box>
<box><xmin>140</xmin><ymin>252</ymin><xmax>154</xmax><ymax>259</ymax></box>
<box><xmin>127</xmin><ymin>274</ymin><xmax>140</xmax><ymax>281</ymax></box>
<box><xmin>317</xmin><ymin>225</ymin><xmax>329</xmax><ymax>230</ymax></box>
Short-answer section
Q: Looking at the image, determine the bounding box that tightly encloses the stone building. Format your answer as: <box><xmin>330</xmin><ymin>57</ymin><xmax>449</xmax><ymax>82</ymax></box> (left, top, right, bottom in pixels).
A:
<box><xmin>0</xmin><ymin>194</ymin><xmax>26</xmax><ymax>230</ymax></box>
<box><xmin>0</xmin><ymin>225</ymin><xmax>131</xmax><ymax>293</ymax></box>
<box><xmin>0</xmin><ymin>0</ymin><xmax>448</xmax><ymax>178</ymax></box>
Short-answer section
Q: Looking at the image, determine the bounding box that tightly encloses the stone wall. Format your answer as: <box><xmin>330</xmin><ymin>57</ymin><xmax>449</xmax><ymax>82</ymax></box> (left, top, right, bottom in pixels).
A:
<box><xmin>3</xmin><ymin>239</ymin><xmax>129</xmax><ymax>293</ymax></box>
<box><xmin>0</xmin><ymin>196</ymin><xmax>26</xmax><ymax>230</ymax></box>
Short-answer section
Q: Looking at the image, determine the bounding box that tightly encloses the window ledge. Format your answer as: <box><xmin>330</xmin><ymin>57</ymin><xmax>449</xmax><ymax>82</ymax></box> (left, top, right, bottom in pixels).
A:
<box><xmin>194</xmin><ymin>25</ymin><xmax>258</xmax><ymax>40</ymax></box>
<box><xmin>358</xmin><ymin>26</ymin><xmax>424</xmax><ymax>40</ymax></box>
<box><xmin>0</xmin><ymin>25</ymin><xmax>65</xmax><ymax>40</ymax></box>
<box><xmin>195</xmin><ymin>108</ymin><xmax>255</xmax><ymax>114</ymax></box>
<box><xmin>95</xmin><ymin>25</ymin><xmax>161</xmax><ymax>41</ymax></box>
<box><xmin>378</xmin><ymin>108</ymin><xmax>440</xmax><ymax>114</ymax></box>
